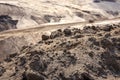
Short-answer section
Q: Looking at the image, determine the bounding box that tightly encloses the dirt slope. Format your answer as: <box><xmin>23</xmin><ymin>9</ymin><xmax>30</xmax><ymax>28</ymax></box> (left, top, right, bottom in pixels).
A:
<box><xmin>0</xmin><ymin>0</ymin><xmax>120</xmax><ymax>80</ymax></box>
<box><xmin>0</xmin><ymin>0</ymin><xmax>120</xmax><ymax>30</ymax></box>
<box><xmin>0</xmin><ymin>23</ymin><xmax>120</xmax><ymax>80</ymax></box>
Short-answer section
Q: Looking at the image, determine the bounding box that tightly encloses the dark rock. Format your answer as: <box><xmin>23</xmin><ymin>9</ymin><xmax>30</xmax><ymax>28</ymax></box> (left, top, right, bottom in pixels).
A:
<box><xmin>59</xmin><ymin>72</ymin><xmax>67</xmax><ymax>80</ymax></box>
<box><xmin>59</xmin><ymin>72</ymin><xmax>94</xmax><ymax>80</ymax></box>
<box><xmin>114</xmin><ymin>30</ymin><xmax>120</xmax><ymax>35</ymax></box>
<box><xmin>0</xmin><ymin>15</ymin><xmax>12</xmax><ymax>20</ymax></box>
<box><xmin>86</xmin><ymin>63</ymin><xmax>107</xmax><ymax>77</ymax></box>
<box><xmin>18</xmin><ymin>57</ymin><xmax>26</xmax><ymax>66</ymax></box>
<box><xmin>0</xmin><ymin>66</ymin><xmax>5</xmax><ymax>76</ymax></box>
<box><xmin>88</xmin><ymin>37</ymin><xmax>96</xmax><ymax>42</ymax></box>
<box><xmin>42</xmin><ymin>35</ymin><xmax>49</xmax><ymax>40</ymax></box>
<box><xmin>100</xmin><ymin>38</ymin><xmax>112</xmax><ymax>48</ymax></box>
<box><xmin>45</xmin><ymin>40</ymin><xmax>53</xmax><ymax>45</ymax></box>
<box><xmin>57</xmin><ymin>29</ymin><xmax>62</xmax><ymax>32</ymax></box>
<box><xmin>89</xmin><ymin>20</ymin><xmax>94</xmax><ymax>23</ymax></box>
<box><xmin>4</xmin><ymin>56</ymin><xmax>12</xmax><ymax>62</ymax></box>
<box><xmin>75</xmin><ymin>12</ymin><xmax>84</xmax><ymax>17</ymax></box>
<box><xmin>69</xmin><ymin>71</ymin><xmax>81</xmax><ymax>80</ymax></box>
<box><xmin>72</xmin><ymin>28</ymin><xmax>81</xmax><ymax>35</ymax></box>
<box><xmin>104</xmin><ymin>33</ymin><xmax>111</xmax><ymax>38</ymax></box>
<box><xmin>83</xmin><ymin>26</ymin><xmax>97</xmax><ymax>34</ymax></box>
<box><xmin>44</xmin><ymin>15</ymin><xmax>54</xmax><ymax>22</ymax></box>
<box><xmin>0</xmin><ymin>15</ymin><xmax>18</xmax><ymax>32</ymax></box>
<box><xmin>9</xmin><ymin>53</ymin><xmax>17</xmax><ymax>58</ymax></box>
<box><xmin>101</xmin><ymin>51</ymin><xmax>120</xmax><ymax>75</ymax></box>
<box><xmin>23</xmin><ymin>72</ymin><xmax>44</xmax><ymax>80</ymax></box>
<box><xmin>88</xmin><ymin>37</ymin><xmax>100</xmax><ymax>46</ymax></box>
<box><xmin>43</xmin><ymin>15</ymin><xmax>61</xmax><ymax>22</ymax></box>
<box><xmin>102</xmin><ymin>25</ymin><xmax>113</xmax><ymax>31</ymax></box>
<box><xmin>111</xmin><ymin>37</ymin><xmax>120</xmax><ymax>42</ymax></box>
<box><xmin>97</xmin><ymin>33</ymin><xmax>103</xmax><ymax>36</ymax></box>
<box><xmin>29</xmin><ymin>50</ymin><xmax>45</xmax><ymax>56</ymax></box>
<box><xmin>50</xmin><ymin>29</ymin><xmax>63</xmax><ymax>39</ymax></box>
<box><xmin>73</xmin><ymin>33</ymin><xmax>84</xmax><ymax>38</ymax></box>
<box><xmin>81</xmin><ymin>73</ymin><xmax>94</xmax><ymax>80</ymax></box>
<box><xmin>29</xmin><ymin>55</ymin><xmax>47</xmax><ymax>72</ymax></box>
<box><xmin>63</xmin><ymin>28</ymin><xmax>72</xmax><ymax>36</ymax></box>
<box><xmin>88</xmin><ymin>52</ymin><xmax>94</xmax><ymax>58</ymax></box>
<box><xmin>58</xmin><ymin>51</ymin><xmax>77</xmax><ymax>67</ymax></box>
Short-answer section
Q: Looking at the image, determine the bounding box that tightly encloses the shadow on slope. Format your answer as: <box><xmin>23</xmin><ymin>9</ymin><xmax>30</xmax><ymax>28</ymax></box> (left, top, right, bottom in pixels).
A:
<box><xmin>0</xmin><ymin>15</ymin><xmax>18</xmax><ymax>31</ymax></box>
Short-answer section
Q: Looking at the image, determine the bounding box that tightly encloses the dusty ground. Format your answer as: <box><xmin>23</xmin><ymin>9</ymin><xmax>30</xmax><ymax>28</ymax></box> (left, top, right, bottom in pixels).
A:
<box><xmin>0</xmin><ymin>23</ymin><xmax>119</xmax><ymax>80</ymax></box>
<box><xmin>0</xmin><ymin>0</ymin><xmax>120</xmax><ymax>80</ymax></box>
<box><xmin>0</xmin><ymin>0</ymin><xmax>120</xmax><ymax>29</ymax></box>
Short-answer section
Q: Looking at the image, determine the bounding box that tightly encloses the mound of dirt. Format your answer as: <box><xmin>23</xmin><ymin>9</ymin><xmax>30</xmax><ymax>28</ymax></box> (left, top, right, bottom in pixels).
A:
<box><xmin>0</xmin><ymin>23</ymin><xmax>119</xmax><ymax>80</ymax></box>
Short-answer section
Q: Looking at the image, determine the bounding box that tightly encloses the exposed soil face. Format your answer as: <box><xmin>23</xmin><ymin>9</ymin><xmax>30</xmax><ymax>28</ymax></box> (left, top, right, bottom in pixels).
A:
<box><xmin>0</xmin><ymin>15</ymin><xmax>18</xmax><ymax>31</ymax></box>
<box><xmin>0</xmin><ymin>23</ymin><xmax>119</xmax><ymax>80</ymax></box>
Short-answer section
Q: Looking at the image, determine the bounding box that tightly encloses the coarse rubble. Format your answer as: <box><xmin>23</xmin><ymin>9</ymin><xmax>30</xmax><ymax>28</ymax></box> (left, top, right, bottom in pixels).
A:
<box><xmin>0</xmin><ymin>23</ymin><xmax>119</xmax><ymax>80</ymax></box>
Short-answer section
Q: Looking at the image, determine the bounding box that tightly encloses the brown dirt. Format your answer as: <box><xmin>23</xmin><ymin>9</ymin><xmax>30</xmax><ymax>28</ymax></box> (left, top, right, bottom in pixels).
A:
<box><xmin>0</xmin><ymin>24</ymin><xmax>120</xmax><ymax>80</ymax></box>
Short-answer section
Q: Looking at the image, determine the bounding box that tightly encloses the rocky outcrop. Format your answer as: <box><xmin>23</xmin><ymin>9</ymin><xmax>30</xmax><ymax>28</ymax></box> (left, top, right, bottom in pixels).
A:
<box><xmin>0</xmin><ymin>15</ymin><xmax>18</xmax><ymax>31</ymax></box>
<box><xmin>0</xmin><ymin>23</ymin><xmax>120</xmax><ymax>80</ymax></box>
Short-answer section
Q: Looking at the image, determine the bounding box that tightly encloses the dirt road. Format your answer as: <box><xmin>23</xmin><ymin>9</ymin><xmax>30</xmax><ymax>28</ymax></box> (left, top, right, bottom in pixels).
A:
<box><xmin>0</xmin><ymin>17</ymin><xmax>120</xmax><ymax>39</ymax></box>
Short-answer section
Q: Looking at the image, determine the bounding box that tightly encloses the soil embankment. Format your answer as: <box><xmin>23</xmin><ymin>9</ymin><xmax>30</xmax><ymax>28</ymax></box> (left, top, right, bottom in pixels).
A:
<box><xmin>0</xmin><ymin>23</ymin><xmax>119</xmax><ymax>80</ymax></box>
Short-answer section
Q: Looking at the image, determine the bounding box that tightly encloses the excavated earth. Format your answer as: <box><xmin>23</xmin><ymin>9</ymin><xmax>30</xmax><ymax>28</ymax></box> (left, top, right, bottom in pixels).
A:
<box><xmin>0</xmin><ymin>24</ymin><xmax>119</xmax><ymax>80</ymax></box>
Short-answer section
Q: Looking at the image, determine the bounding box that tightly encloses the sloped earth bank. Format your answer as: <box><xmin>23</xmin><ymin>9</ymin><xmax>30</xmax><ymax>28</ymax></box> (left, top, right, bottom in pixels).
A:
<box><xmin>0</xmin><ymin>24</ymin><xmax>120</xmax><ymax>80</ymax></box>
<box><xmin>1</xmin><ymin>0</ymin><xmax>120</xmax><ymax>30</ymax></box>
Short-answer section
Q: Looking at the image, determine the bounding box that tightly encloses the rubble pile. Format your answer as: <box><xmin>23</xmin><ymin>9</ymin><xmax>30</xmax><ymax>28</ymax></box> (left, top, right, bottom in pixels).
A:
<box><xmin>0</xmin><ymin>24</ymin><xmax>120</xmax><ymax>80</ymax></box>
